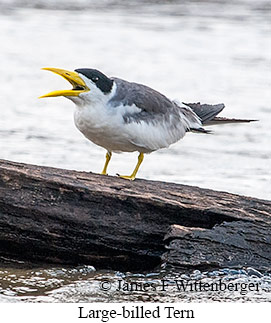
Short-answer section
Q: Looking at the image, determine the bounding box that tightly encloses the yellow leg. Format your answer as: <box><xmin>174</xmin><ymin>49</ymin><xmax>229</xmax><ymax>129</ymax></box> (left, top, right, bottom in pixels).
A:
<box><xmin>118</xmin><ymin>153</ymin><xmax>144</xmax><ymax>181</ymax></box>
<box><xmin>101</xmin><ymin>151</ymin><xmax>112</xmax><ymax>175</ymax></box>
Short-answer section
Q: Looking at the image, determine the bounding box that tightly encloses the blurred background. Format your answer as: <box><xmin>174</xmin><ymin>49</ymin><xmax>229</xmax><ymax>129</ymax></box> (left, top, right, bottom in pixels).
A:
<box><xmin>0</xmin><ymin>0</ymin><xmax>270</xmax><ymax>199</ymax></box>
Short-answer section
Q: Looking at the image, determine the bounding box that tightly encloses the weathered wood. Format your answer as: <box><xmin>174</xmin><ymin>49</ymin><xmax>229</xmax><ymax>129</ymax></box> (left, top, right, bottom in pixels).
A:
<box><xmin>0</xmin><ymin>159</ymin><xmax>270</xmax><ymax>271</ymax></box>
<box><xmin>163</xmin><ymin>221</ymin><xmax>271</xmax><ymax>272</ymax></box>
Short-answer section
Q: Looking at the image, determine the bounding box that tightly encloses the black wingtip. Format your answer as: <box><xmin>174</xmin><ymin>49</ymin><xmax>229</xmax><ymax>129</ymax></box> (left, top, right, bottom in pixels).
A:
<box><xmin>216</xmin><ymin>117</ymin><xmax>258</xmax><ymax>123</ymax></box>
<box><xmin>204</xmin><ymin>117</ymin><xmax>259</xmax><ymax>126</ymax></box>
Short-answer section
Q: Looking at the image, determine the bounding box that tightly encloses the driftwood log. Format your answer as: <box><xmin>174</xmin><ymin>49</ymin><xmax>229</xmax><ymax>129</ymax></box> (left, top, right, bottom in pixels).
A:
<box><xmin>0</xmin><ymin>159</ymin><xmax>270</xmax><ymax>272</ymax></box>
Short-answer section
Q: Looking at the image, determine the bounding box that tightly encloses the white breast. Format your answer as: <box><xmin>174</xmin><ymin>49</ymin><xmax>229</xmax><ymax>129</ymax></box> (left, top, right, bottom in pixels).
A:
<box><xmin>74</xmin><ymin>101</ymin><xmax>189</xmax><ymax>153</ymax></box>
<box><xmin>74</xmin><ymin>101</ymin><xmax>139</xmax><ymax>152</ymax></box>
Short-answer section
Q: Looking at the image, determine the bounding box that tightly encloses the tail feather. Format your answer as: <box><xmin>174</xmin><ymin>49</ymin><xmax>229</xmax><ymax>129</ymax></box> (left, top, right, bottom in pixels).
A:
<box><xmin>190</xmin><ymin>127</ymin><xmax>212</xmax><ymax>134</ymax></box>
<box><xmin>183</xmin><ymin>102</ymin><xmax>225</xmax><ymax>124</ymax></box>
<box><xmin>183</xmin><ymin>102</ymin><xmax>257</xmax><ymax>126</ymax></box>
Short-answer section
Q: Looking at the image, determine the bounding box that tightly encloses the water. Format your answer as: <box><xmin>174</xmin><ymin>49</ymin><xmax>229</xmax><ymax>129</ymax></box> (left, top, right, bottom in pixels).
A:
<box><xmin>0</xmin><ymin>263</ymin><xmax>271</xmax><ymax>302</ymax></box>
<box><xmin>0</xmin><ymin>0</ymin><xmax>270</xmax><ymax>302</ymax></box>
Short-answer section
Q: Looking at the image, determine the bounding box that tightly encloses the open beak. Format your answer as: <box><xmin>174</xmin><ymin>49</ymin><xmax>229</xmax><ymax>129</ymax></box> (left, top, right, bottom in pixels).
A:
<box><xmin>39</xmin><ymin>67</ymin><xmax>89</xmax><ymax>98</ymax></box>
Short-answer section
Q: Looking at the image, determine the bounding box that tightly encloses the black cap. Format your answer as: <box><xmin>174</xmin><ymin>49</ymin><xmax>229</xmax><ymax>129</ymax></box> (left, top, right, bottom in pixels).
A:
<box><xmin>75</xmin><ymin>68</ymin><xmax>113</xmax><ymax>94</ymax></box>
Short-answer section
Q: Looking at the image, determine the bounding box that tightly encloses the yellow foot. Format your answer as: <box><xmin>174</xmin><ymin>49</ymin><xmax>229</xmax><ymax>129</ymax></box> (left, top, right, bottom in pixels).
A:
<box><xmin>117</xmin><ymin>174</ymin><xmax>136</xmax><ymax>181</ymax></box>
<box><xmin>100</xmin><ymin>172</ymin><xmax>108</xmax><ymax>176</ymax></box>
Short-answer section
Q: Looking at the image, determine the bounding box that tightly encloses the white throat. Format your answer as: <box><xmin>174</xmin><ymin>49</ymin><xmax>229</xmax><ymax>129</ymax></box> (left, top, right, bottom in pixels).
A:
<box><xmin>73</xmin><ymin>81</ymin><xmax>118</xmax><ymax>144</ymax></box>
<box><xmin>68</xmin><ymin>80</ymin><xmax>117</xmax><ymax>108</ymax></box>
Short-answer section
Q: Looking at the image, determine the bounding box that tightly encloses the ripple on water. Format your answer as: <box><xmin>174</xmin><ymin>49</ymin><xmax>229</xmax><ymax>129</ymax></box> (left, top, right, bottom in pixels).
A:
<box><xmin>0</xmin><ymin>265</ymin><xmax>270</xmax><ymax>302</ymax></box>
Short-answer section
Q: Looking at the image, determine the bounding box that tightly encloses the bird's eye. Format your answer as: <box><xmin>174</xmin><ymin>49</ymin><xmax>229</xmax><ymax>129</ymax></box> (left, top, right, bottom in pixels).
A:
<box><xmin>92</xmin><ymin>77</ymin><xmax>99</xmax><ymax>82</ymax></box>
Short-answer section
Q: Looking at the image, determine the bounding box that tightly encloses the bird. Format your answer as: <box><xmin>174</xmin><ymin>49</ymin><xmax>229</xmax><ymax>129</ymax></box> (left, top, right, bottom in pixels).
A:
<box><xmin>40</xmin><ymin>67</ymin><xmax>255</xmax><ymax>180</ymax></box>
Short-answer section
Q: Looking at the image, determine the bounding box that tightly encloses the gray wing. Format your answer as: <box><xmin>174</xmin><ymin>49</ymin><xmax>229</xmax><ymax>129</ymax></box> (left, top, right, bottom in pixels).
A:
<box><xmin>110</xmin><ymin>78</ymin><xmax>173</xmax><ymax>114</ymax></box>
<box><xmin>109</xmin><ymin>78</ymin><xmax>200</xmax><ymax>126</ymax></box>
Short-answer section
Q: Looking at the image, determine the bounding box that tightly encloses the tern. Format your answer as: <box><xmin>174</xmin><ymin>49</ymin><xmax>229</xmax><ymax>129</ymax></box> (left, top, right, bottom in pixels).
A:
<box><xmin>40</xmin><ymin>67</ymin><xmax>254</xmax><ymax>180</ymax></box>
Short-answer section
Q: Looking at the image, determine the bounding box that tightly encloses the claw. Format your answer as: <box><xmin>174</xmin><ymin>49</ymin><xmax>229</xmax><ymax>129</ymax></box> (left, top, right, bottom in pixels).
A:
<box><xmin>116</xmin><ymin>153</ymin><xmax>144</xmax><ymax>181</ymax></box>
<box><xmin>117</xmin><ymin>174</ymin><xmax>135</xmax><ymax>181</ymax></box>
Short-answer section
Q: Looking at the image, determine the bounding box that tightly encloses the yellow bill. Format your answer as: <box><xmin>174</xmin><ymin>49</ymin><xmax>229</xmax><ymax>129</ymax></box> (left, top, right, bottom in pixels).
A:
<box><xmin>39</xmin><ymin>67</ymin><xmax>89</xmax><ymax>98</ymax></box>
